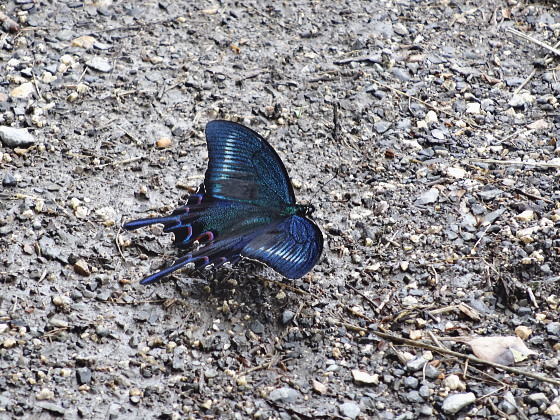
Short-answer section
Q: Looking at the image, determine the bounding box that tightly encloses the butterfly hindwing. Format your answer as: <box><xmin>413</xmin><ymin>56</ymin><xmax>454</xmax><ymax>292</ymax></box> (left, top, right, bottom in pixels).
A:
<box><xmin>123</xmin><ymin>193</ymin><xmax>217</xmax><ymax>249</ymax></box>
<box><xmin>139</xmin><ymin>234</ymin><xmax>247</xmax><ymax>285</ymax></box>
<box><xmin>241</xmin><ymin>215</ymin><xmax>323</xmax><ymax>279</ymax></box>
<box><xmin>205</xmin><ymin>121</ymin><xmax>296</xmax><ymax>206</ymax></box>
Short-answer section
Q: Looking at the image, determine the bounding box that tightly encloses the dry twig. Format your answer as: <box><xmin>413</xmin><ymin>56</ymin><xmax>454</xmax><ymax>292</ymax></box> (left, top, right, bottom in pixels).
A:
<box><xmin>466</xmin><ymin>157</ymin><xmax>560</xmax><ymax>169</ymax></box>
<box><xmin>507</xmin><ymin>28</ymin><xmax>560</xmax><ymax>57</ymax></box>
<box><xmin>372</xmin><ymin>331</ymin><xmax>560</xmax><ymax>386</ymax></box>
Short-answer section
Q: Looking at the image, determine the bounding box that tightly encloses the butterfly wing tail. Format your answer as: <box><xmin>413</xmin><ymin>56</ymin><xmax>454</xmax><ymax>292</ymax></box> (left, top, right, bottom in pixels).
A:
<box><xmin>123</xmin><ymin>194</ymin><xmax>215</xmax><ymax>247</ymax></box>
<box><xmin>139</xmin><ymin>235</ymin><xmax>247</xmax><ymax>285</ymax></box>
<box><xmin>140</xmin><ymin>253</ymin><xmax>197</xmax><ymax>285</ymax></box>
<box><xmin>123</xmin><ymin>213</ymin><xmax>187</xmax><ymax>231</ymax></box>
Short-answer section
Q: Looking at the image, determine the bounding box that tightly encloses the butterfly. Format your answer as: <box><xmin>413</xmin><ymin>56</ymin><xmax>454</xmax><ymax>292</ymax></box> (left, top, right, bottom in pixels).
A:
<box><xmin>124</xmin><ymin>120</ymin><xmax>323</xmax><ymax>285</ymax></box>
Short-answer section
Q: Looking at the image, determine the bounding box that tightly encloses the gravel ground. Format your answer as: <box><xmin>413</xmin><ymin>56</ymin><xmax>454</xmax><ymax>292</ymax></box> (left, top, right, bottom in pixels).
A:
<box><xmin>1</xmin><ymin>0</ymin><xmax>560</xmax><ymax>418</ymax></box>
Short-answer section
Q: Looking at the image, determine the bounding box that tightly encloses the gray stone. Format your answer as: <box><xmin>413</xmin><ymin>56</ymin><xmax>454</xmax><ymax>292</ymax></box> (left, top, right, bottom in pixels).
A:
<box><xmin>390</xmin><ymin>67</ymin><xmax>411</xmax><ymax>82</ymax></box>
<box><xmin>268</xmin><ymin>387</ymin><xmax>300</xmax><ymax>403</ymax></box>
<box><xmin>418</xmin><ymin>405</ymin><xmax>433</xmax><ymax>416</ymax></box>
<box><xmin>478</xmin><ymin>189</ymin><xmax>503</xmax><ymax>201</ymax></box>
<box><xmin>482</xmin><ymin>207</ymin><xmax>506</xmax><ymax>224</ymax></box>
<box><xmin>419</xmin><ymin>385</ymin><xmax>431</xmax><ymax>399</ymax></box>
<box><xmin>403</xmin><ymin>376</ymin><xmax>419</xmax><ymax>389</ymax></box>
<box><xmin>414</xmin><ymin>188</ymin><xmax>439</xmax><ymax>205</ymax></box>
<box><xmin>527</xmin><ymin>392</ymin><xmax>549</xmax><ymax>405</ymax></box>
<box><xmin>460</xmin><ymin>213</ymin><xmax>477</xmax><ymax>230</ymax></box>
<box><xmin>546</xmin><ymin>322</ymin><xmax>560</xmax><ymax>335</ymax></box>
<box><xmin>171</xmin><ymin>121</ymin><xmax>191</xmax><ymax>137</ymax></box>
<box><xmin>500</xmin><ymin>399</ymin><xmax>518</xmax><ymax>415</ymax></box>
<box><xmin>404</xmin><ymin>390</ymin><xmax>423</xmax><ymax>403</ymax></box>
<box><xmin>2</xmin><ymin>173</ymin><xmax>17</xmax><ymax>187</ymax></box>
<box><xmin>86</xmin><ymin>57</ymin><xmax>113</xmax><ymax>73</ymax></box>
<box><xmin>281</xmin><ymin>310</ymin><xmax>295</xmax><ymax>325</ymax></box>
<box><xmin>0</xmin><ymin>126</ymin><xmax>37</xmax><ymax>147</ymax></box>
<box><xmin>37</xmin><ymin>402</ymin><xmax>66</xmax><ymax>415</ymax></box>
<box><xmin>424</xmin><ymin>364</ymin><xmax>441</xmax><ymax>379</ymax></box>
<box><xmin>406</xmin><ymin>356</ymin><xmax>427</xmax><ymax>371</ymax></box>
<box><xmin>250</xmin><ymin>320</ymin><xmax>265</xmax><ymax>335</ymax></box>
<box><xmin>394</xmin><ymin>412</ymin><xmax>414</xmax><ymax>420</ymax></box>
<box><xmin>393</xmin><ymin>22</ymin><xmax>409</xmax><ymax>36</ymax></box>
<box><xmin>172</xmin><ymin>345</ymin><xmax>186</xmax><ymax>370</ymax></box>
<box><xmin>204</xmin><ymin>369</ymin><xmax>218</xmax><ymax>379</ymax></box>
<box><xmin>339</xmin><ymin>402</ymin><xmax>361</xmax><ymax>419</ymax></box>
<box><xmin>431</xmin><ymin>128</ymin><xmax>446</xmax><ymax>140</ymax></box>
<box><xmin>95</xmin><ymin>325</ymin><xmax>111</xmax><ymax>337</ymax></box>
<box><xmin>442</xmin><ymin>392</ymin><xmax>476</xmax><ymax>415</ymax></box>
<box><xmin>76</xmin><ymin>367</ymin><xmax>92</xmax><ymax>385</ymax></box>
<box><xmin>374</xmin><ymin>120</ymin><xmax>392</xmax><ymax>134</ymax></box>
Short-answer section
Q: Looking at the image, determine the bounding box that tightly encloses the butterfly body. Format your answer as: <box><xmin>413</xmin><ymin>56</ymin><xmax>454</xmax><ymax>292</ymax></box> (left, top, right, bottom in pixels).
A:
<box><xmin>124</xmin><ymin>121</ymin><xmax>323</xmax><ymax>285</ymax></box>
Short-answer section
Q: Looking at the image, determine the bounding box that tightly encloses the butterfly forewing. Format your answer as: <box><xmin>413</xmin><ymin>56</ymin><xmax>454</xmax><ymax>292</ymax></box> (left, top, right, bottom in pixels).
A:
<box><xmin>205</xmin><ymin>121</ymin><xmax>296</xmax><ymax>206</ymax></box>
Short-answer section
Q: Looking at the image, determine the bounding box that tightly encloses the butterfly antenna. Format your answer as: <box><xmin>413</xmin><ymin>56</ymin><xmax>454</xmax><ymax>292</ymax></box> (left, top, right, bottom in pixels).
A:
<box><xmin>309</xmin><ymin>168</ymin><xmax>349</xmax><ymax>207</ymax></box>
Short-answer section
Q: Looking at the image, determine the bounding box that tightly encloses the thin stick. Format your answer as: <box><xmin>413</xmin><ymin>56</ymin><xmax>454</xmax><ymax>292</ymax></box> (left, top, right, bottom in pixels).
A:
<box><xmin>514</xmin><ymin>188</ymin><xmax>554</xmax><ymax>204</ymax></box>
<box><xmin>332</xmin><ymin>102</ymin><xmax>340</xmax><ymax>141</ymax></box>
<box><xmin>372</xmin><ymin>330</ymin><xmax>560</xmax><ymax>386</ymax></box>
<box><xmin>32</xmin><ymin>74</ymin><xmax>44</xmax><ymax>101</ymax></box>
<box><xmin>507</xmin><ymin>28</ymin><xmax>560</xmax><ymax>57</ymax></box>
<box><xmin>466</xmin><ymin>157</ymin><xmax>560</xmax><ymax>169</ymax></box>
<box><xmin>0</xmin><ymin>11</ymin><xmax>19</xmax><ymax>32</ymax></box>
<box><xmin>514</xmin><ymin>40</ymin><xmax>560</xmax><ymax>95</ymax></box>
<box><xmin>94</xmin><ymin>156</ymin><xmax>143</xmax><ymax>169</ymax></box>
<box><xmin>110</xmin><ymin>299</ymin><xmax>167</xmax><ymax>305</ymax></box>
<box><xmin>347</xmin><ymin>284</ymin><xmax>379</xmax><ymax>312</ymax></box>
<box><xmin>471</xmin><ymin>224</ymin><xmax>492</xmax><ymax>254</ymax></box>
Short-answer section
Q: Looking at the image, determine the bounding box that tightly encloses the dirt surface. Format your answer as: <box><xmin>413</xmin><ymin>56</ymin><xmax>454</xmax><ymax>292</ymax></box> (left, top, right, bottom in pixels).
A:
<box><xmin>1</xmin><ymin>0</ymin><xmax>560</xmax><ymax>418</ymax></box>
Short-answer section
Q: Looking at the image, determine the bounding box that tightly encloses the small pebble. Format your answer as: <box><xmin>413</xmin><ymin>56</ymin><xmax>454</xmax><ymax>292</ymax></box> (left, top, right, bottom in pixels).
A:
<box><xmin>442</xmin><ymin>392</ymin><xmax>476</xmax><ymax>415</ymax></box>
<box><xmin>312</xmin><ymin>380</ymin><xmax>327</xmax><ymax>395</ymax></box>
<box><xmin>3</xmin><ymin>337</ymin><xmax>17</xmax><ymax>348</ymax></box>
<box><xmin>465</xmin><ymin>102</ymin><xmax>481</xmax><ymax>114</ymax></box>
<box><xmin>86</xmin><ymin>57</ymin><xmax>113</xmax><ymax>73</ymax></box>
<box><xmin>0</xmin><ymin>127</ymin><xmax>37</xmax><ymax>147</ymax></box>
<box><xmin>9</xmin><ymin>82</ymin><xmax>35</xmax><ymax>99</ymax></box>
<box><xmin>156</xmin><ymin>137</ymin><xmax>173</xmax><ymax>148</ymax></box>
<box><xmin>74</xmin><ymin>259</ymin><xmax>91</xmax><ymax>276</ymax></box>
<box><xmin>35</xmin><ymin>388</ymin><xmax>55</xmax><ymax>401</ymax></box>
<box><xmin>339</xmin><ymin>402</ymin><xmax>361</xmax><ymax>419</ymax></box>
<box><xmin>515</xmin><ymin>325</ymin><xmax>532</xmax><ymax>340</ymax></box>
<box><xmin>268</xmin><ymin>387</ymin><xmax>299</xmax><ymax>403</ymax></box>
<box><xmin>442</xmin><ymin>374</ymin><xmax>465</xmax><ymax>391</ymax></box>
<box><xmin>76</xmin><ymin>367</ymin><xmax>92</xmax><ymax>385</ymax></box>
<box><xmin>415</xmin><ymin>188</ymin><xmax>439</xmax><ymax>205</ymax></box>
<box><xmin>352</xmin><ymin>369</ymin><xmax>379</xmax><ymax>385</ymax></box>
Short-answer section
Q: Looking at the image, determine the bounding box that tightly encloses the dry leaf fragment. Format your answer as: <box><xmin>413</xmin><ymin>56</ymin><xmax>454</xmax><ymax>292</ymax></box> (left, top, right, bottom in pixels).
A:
<box><xmin>466</xmin><ymin>336</ymin><xmax>537</xmax><ymax>366</ymax></box>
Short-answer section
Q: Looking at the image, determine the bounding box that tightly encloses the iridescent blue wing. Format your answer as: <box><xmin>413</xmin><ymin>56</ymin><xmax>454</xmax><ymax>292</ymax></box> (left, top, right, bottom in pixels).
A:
<box><xmin>242</xmin><ymin>215</ymin><xmax>323</xmax><ymax>279</ymax></box>
<box><xmin>205</xmin><ymin>121</ymin><xmax>296</xmax><ymax>206</ymax></box>
<box><xmin>123</xmin><ymin>193</ymin><xmax>217</xmax><ymax>249</ymax></box>
<box><xmin>138</xmin><ymin>214</ymin><xmax>322</xmax><ymax>284</ymax></box>
<box><xmin>138</xmin><ymin>234</ymin><xmax>247</xmax><ymax>285</ymax></box>
<box><xmin>124</xmin><ymin>120</ymin><xmax>323</xmax><ymax>285</ymax></box>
